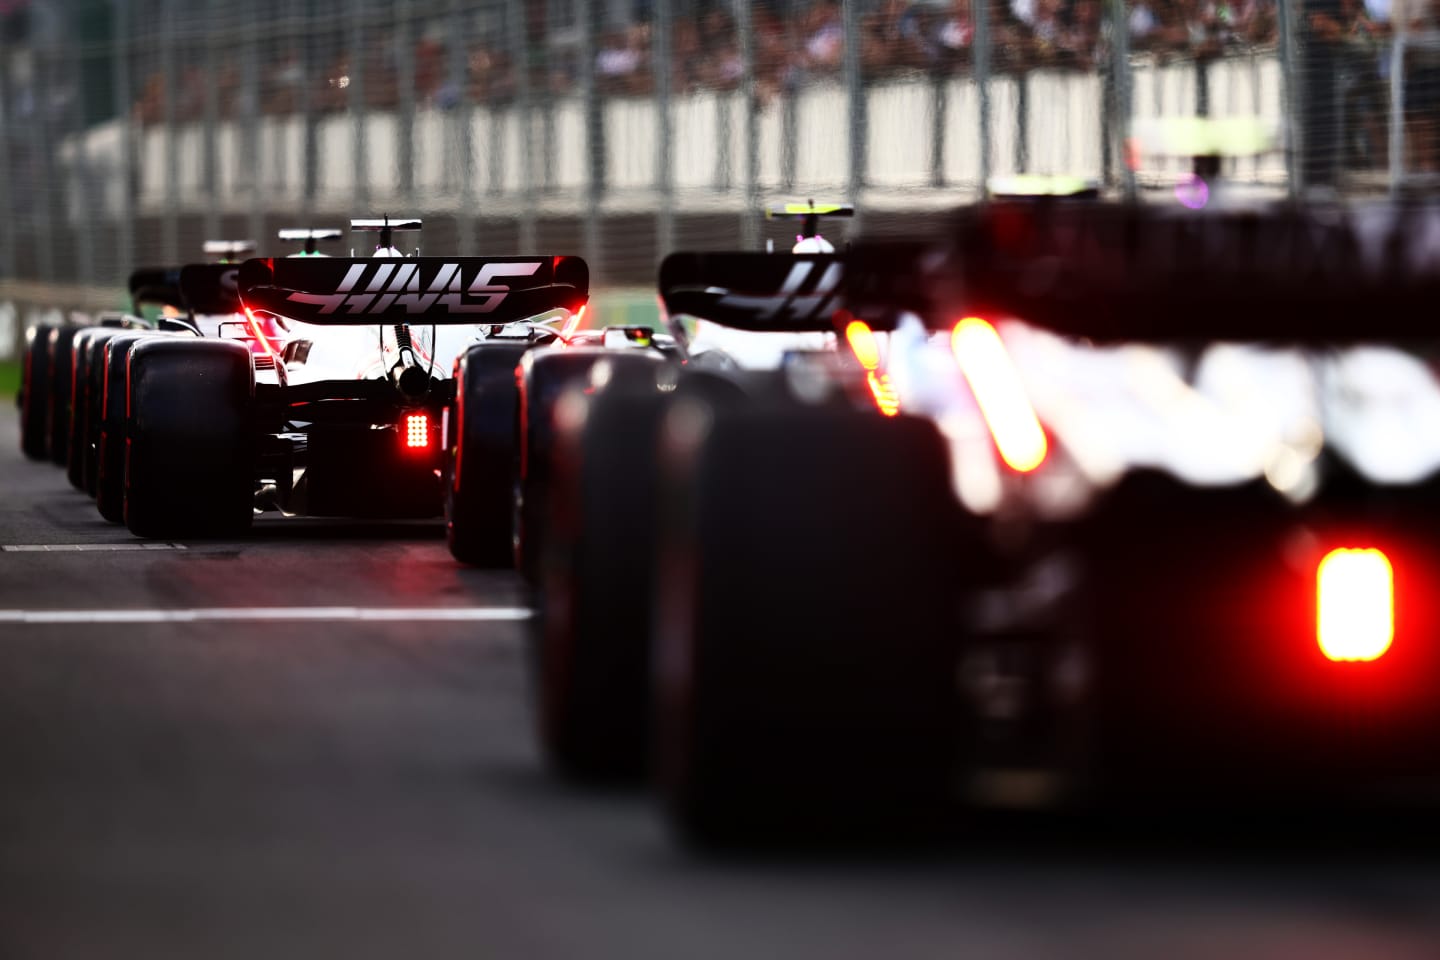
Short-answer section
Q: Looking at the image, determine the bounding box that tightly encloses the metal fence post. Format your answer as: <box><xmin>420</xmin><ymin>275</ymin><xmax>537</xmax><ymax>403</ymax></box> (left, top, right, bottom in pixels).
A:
<box><xmin>655</xmin><ymin>0</ymin><xmax>674</xmax><ymax>262</ymax></box>
<box><xmin>35</xmin><ymin>29</ymin><xmax>57</xmax><ymax>282</ymax></box>
<box><xmin>1016</xmin><ymin>70</ymin><xmax>1030</xmax><ymax>174</ymax></box>
<box><xmin>781</xmin><ymin>89</ymin><xmax>797</xmax><ymax>191</ymax></box>
<box><xmin>842</xmin><ymin>0</ymin><xmax>865</xmax><ymax>214</ymax></box>
<box><xmin>930</xmin><ymin>65</ymin><xmax>948</xmax><ymax>188</ymax></box>
<box><xmin>1110</xmin><ymin>0</ymin><xmax>1136</xmax><ymax>201</ymax></box>
<box><xmin>975</xmin><ymin>0</ymin><xmax>992</xmax><ymax>195</ymax></box>
<box><xmin>0</xmin><ymin>33</ymin><xmax>14</xmax><ymax>279</ymax></box>
<box><xmin>397</xmin><ymin>0</ymin><xmax>416</xmax><ymax>207</ymax></box>
<box><xmin>160</xmin><ymin>0</ymin><xmax>178</xmax><ymax>264</ymax></box>
<box><xmin>301</xmin><ymin>0</ymin><xmax>318</xmax><ymax>219</ymax></box>
<box><xmin>447</xmin><ymin>0</ymin><xmax>475</xmax><ymax>253</ymax></box>
<box><xmin>1196</xmin><ymin>57</ymin><xmax>1210</xmax><ymax>116</ymax></box>
<box><xmin>202</xmin><ymin>0</ymin><xmax>221</xmax><ymax>246</ymax></box>
<box><xmin>112</xmin><ymin>0</ymin><xmax>134</xmax><ymax>286</ymax></box>
<box><xmin>1277</xmin><ymin>0</ymin><xmax>1300</xmax><ymax>198</ymax></box>
<box><xmin>509</xmin><ymin>0</ymin><xmax>536</xmax><ymax>253</ymax></box>
<box><xmin>350</xmin><ymin>0</ymin><xmax>370</xmax><ymax>211</ymax></box>
<box><xmin>580</xmin><ymin>0</ymin><xmax>602</xmax><ymax>285</ymax></box>
<box><xmin>1388</xmin><ymin>17</ymin><xmax>1407</xmax><ymax>195</ymax></box>
<box><xmin>69</xmin><ymin>10</ymin><xmax>94</xmax><ymax>287</ymax></box>
<box><xmin>243</xmin><ymin>0</ymin><xmax>263</xmax><ymax>252</ymax></box>
<box><xmin>485</xmin><ymin>2</ymin><xmax>505</xmax><ymax>200</ymax></box>
<box><xmin>738</xmin><ymin>0</ymin><xmax>760</xmax><ymax>249</ymax></box>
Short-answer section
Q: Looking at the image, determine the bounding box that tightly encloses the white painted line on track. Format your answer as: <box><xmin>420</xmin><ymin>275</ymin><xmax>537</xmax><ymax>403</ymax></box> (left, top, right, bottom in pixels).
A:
<box><xmin>0</xmin><ymin>606</ymin><xmax>533</xmax><ymax>624</ymax></box>
<box><xmin>2</xmin><ymin>543</ymin><xmax>187</xmax><ymax>552</ymax></box>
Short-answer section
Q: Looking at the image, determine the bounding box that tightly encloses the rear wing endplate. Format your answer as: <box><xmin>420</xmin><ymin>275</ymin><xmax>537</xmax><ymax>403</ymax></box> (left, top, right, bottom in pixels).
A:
<box><xmin>238</xmin><ymin>256</ymin><xmax>589</xmax><ymax>325</ymax></box>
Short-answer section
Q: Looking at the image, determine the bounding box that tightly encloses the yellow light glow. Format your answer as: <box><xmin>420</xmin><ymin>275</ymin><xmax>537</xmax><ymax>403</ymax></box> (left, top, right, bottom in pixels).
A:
<box><xmin>844</xmin><ymin>320</ymin><xmax>881</xmax><ymax>371</ymax></box>
<box><xmin>845</xmin><ymin>319</ymin><xmax>900</xmax><ymax>416</ymax></box>
<box><xmin>1317</xmin><ymin>548</ymin><xmax>1394</xmax><ymax>662</ymax></box>
<box><xmin>951</xmin><ymin>317</ymin><xmax>1047</xmax><ymax>473</ymax></box>
<box><xmin>866</xmin><ymin>371</ymin><xmax>901</xmax><ymax>417</ymax></box>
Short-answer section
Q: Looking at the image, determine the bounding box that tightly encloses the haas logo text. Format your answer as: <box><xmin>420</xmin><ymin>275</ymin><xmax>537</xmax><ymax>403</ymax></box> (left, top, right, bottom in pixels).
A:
<box><xmin>287</xmin><ymin>261</ymin><xmax>544</xmax><ymax>315</ymax></box>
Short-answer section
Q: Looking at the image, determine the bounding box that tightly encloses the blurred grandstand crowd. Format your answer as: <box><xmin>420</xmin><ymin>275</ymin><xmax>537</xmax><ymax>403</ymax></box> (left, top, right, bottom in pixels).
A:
<box><xmin>130</xmin><ymin>0</ymin><xmax>1292</xmax><ymax>125</ymax></box>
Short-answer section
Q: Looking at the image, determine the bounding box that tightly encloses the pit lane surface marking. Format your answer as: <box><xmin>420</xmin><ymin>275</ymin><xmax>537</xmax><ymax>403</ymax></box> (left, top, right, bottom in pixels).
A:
<box><xmin>0</xmin><ymin>606</ymin><xmax>533</xmax><ymax>624</ymax></box>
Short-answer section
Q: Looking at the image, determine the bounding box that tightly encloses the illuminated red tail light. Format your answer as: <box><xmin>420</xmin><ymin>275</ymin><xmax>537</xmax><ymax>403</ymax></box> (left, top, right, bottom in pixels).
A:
<box><xmin>405</xmin><ymin>413</ymin><xmax>430</xmax><ymax>449</ymax></box>
<box><xmin>951</xmin><ymin>317</ymin><xmax>1047</xmax><ymax>473</ymax></box>
<box><xmin>1317</xmin><ymin>548</ymin><xmax>1394</xmax><ymax>662</ymax></box>
<box><xmin>244</xmin><ymin>307</ymin><xmax>281</xmax><ymax>362</ymax></box>
<box><xmin>843</xmin><ymin>319</ymin><xmax>900</xmax><ymax>417</ymax></box>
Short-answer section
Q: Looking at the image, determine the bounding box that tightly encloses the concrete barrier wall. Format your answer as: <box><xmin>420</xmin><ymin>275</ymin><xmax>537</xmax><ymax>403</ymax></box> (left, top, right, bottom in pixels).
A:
<box><xmin>61</xmin><ymin>54</ymin><xmax>1282</xmax><ymax>218</ymax></box>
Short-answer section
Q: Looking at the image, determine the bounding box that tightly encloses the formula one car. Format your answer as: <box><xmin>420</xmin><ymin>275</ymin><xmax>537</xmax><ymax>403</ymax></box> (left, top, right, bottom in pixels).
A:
<box><xmin>525</xmin><ymin>203</ymin><xmax>878</xmax><ymax>780</ymax></box>
<box><xmin>640</xmin><ymin>199</ymin><xmax>1440</xmax><ymax>844</ymax></box>
<box><xmin>118</xmin><ymin>219</ymin><xmax>590</xmax><ymax>538</ymax></box>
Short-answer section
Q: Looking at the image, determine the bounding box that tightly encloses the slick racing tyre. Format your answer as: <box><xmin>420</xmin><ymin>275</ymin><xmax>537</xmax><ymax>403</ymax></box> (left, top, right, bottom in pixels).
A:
<box><xmin>446</xmin><ymin>342</ymin><xmax>530</xmax><ymax>567</ymax></box>
<box><xmin>652</xmin><ymin>404</ymin><xmax>962</xmax><ymax>847</ymax></box>
<box><xmin>533</xmin><ymin>370</ymin><xmax>739</xmax><ymax>781</ymax></box>
<box><xmin>67</xmin><ymin>329</ymin><xmax>116</xmax><ymax>493</ymax></box>
<box><xmin>97</xmin><ymin>332</ymin><xmax>151</xmax><ymax>523</ymax></box>
<box><xmin>83</xmin><ymin>330</ymin><xmax>120</xmax><ymax>498</ymax></box>
<box><xmin>515</xmin><ymin>348</ymin><xmax>663</xmax><ymax>583</ymax></box>
<box><xmin>47</xmin><ymin>326</ymin><xmax>78</xmax><ymax>468</ymax></box>
<box><xmin>19</xmin><ymin>322</ymin><xmax>55</xmax><ymax>460</ymax></box>
<box><xmin>124</xmin><ymin>338</ymin><xmax>255</xmax><ymax>539</ymax></box>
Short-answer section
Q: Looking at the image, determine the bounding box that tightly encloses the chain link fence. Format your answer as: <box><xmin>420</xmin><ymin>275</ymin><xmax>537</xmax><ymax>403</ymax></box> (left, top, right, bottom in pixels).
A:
<box><xmin>0</xmin><ymin>0</ymin><xmax>1424</xmax><ymax>351</ymax></box>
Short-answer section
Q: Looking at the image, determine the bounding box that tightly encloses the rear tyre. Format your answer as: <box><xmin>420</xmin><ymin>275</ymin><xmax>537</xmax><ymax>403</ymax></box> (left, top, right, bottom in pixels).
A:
<box><xmin>82</xmin><ymin>331</ymin><xmax>118</xmax><ymax>498</ymax></box>
<box><xmin>47</xmin><ymin>327</ymin><xmax>77</xmax><ymax>467</ymax></box>
<box><xmin>66</xmin><ymin>329</ymin><xmax>103</xmax><ymax>492</ymax></box>
<box><xmin>124</xmin><ymin>338</ymin><xmax>255</xmax><ymax>539</ymax></box>
<box><xmin>653</xmin><ymin>404</ymin><xmax>963</xmax><ymax>848</ymax></box>
<box><xmin>515</xmin><ymin>349</ymin><xmax>655</xmax><ymax>583</ymax></box>
<box><xmin>19</xmin><ymin>323</ymin><xmax>54</xmax><ymax>460</ymax></box>
<box><xmin>533</xmin><ymin>370</ymin><xmax>740</xmax><ymax>781</ymax></box>
<box><xmin>534</xmin><ymin>386</ymin><xmax>669</xmax><ymax>780</ymax></box>
<box><xmin>446</xmin><ymin>342</ymin><xmax>529</xmax><ymax>566</ymax></box>
<box><xmin>97</xmin><ymin>333</ymin><xmax>149</xmax><ymax>523</ymax></box>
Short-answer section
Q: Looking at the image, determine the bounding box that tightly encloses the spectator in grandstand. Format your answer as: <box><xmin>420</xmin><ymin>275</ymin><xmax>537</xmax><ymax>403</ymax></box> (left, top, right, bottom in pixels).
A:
<box><xmin>1335</xmin><ymin>0</ymin><xmax>1388</xmax><ymax>168</ymax></box>
<box><xmin>934</xmin><ymin>0</ymin><xmax>976</xmax><ymax>63</ymax></box>
<box><xmin>801</xmin><ymin>0</ymin><xmax>846</xmax><ymax>72</ymax></box>
<box><xmin>596</xmin><ymin>24</ymin><xmax>651</xmax><ymax>96</ymax></box>
<box><xmin>1302</xmin><ymin>0</ymin><xmax>1347</xmax><ymax>187</ymax></box>
<box><xmin>133</xmin><ymin>71</ymin><xmax>164</xmax><ymax>125</ymax></box>
<box><xmin>1061</xmin><ymin>0</ymin><xmax>1106</xmax><ymax>69</ymax></box>
<box><xmin>263</xmin><ymin>50</ymin><xmax>305</xmax><ymax>115</ymax></box>
<box><xmin>1404</xmin><ymin>0</ymin><xmax>1440</xmax><ymax>172</ymax></box>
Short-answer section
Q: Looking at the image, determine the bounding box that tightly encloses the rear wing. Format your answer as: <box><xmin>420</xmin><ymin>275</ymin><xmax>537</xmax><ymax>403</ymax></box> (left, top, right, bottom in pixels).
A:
<box><xmin>845</xmin><ymin>202</ymin><xmax>1440</xmax><ymax>342</ymax></box>
<box><xmin>179</xmin><ymin>263</ymin><xmax>242</xmax><ymax>316</ymax></box>
<box><xmin>658</xmin><ymin>253</ymin><xmax>849</xmax><ymax>332</ymax></box>
<box><xmin>127</xmin><ymin>267</ymin><xmax>184</xmax><ymax>313</ymax></box>
<box><xmin>237</xmin><ymin>256</ymin><xmax>589</xmax><ymax>325</ymax></box>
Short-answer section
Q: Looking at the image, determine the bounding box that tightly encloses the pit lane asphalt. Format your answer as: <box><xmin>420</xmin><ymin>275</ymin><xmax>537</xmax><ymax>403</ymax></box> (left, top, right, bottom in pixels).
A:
<box><xmin>3</xmin><ymin>413</ymin><xmax>1440</xmax><ymax>959</ymax></box>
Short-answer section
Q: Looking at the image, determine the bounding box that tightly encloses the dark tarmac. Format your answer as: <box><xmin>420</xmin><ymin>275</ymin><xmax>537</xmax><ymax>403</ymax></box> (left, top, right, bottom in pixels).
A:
<box><xmin>3</xmin><ymin>413</ymin><xmax>1440</xmax><ymax>959</ymax></box>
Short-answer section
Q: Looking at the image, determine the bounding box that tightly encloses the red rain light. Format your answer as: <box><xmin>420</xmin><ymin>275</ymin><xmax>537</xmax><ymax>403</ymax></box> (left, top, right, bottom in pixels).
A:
<box><xmin>951</xmin><ymin>317</ymin><xmax>1047</xmax><ymax>473</ymax></box>
<box><xmin>405</xmin><ymin>413</ymin><xmax>430</xmax><ymax>449</ymax></box>
<box><xmin>1317</xmin><ymin>548</ymin><xmax>1394</xmax><ymax>662</ymax></box>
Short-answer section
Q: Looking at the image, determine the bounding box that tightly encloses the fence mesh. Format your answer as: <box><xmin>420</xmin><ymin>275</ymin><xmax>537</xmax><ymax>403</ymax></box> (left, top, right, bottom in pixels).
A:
<box><xmin>0</xmin><ymin>0</ymin><xmax>1426</xmax><ymax>336</ymax></box>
